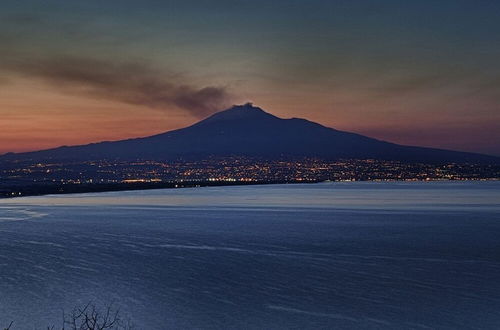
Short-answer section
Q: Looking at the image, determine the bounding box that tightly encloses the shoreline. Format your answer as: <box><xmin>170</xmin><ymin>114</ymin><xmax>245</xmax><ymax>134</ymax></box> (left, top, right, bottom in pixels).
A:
<box><xmin>1</xmin><ymin>178</ymin><xmax>498</xmax><ymax>200</ymax></box>
<box><xmin>0</xmin><ymin>180</ymin><xmax>321</xmax><ymax>200</ymax></box>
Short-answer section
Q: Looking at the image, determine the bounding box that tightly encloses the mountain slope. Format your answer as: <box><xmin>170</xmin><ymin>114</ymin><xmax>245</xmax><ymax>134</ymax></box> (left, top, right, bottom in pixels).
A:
<box><xmin>1</xmin><ymin>103</ymin><xmax>498</xmax><ymax>163</ymax></box>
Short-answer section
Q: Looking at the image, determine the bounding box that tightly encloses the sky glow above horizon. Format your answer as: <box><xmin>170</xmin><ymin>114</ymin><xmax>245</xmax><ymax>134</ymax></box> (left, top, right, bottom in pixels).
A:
<box><xmin>1</xmin><ymin>0</ymin><xmax>499</xmax><ymax>155</ymax></box>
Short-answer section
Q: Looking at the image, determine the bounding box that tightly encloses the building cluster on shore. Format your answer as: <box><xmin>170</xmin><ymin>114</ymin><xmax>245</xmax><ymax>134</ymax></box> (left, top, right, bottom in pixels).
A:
<box><xmin>0</xmin><ymin>156</ymin><xmax>498</xmax><ymax>198</ymax></box>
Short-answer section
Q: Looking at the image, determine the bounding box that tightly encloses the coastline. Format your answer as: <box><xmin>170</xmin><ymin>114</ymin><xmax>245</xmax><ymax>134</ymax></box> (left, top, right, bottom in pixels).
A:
<box><xmin>0</xmin><ymin>180</ymin><xmax>320</xmax><ymax>200</ymax></box>
<box><xmin>1</xmin><ymin>177</ymin><xmax>498</xmax><ymax>200</ymax></box>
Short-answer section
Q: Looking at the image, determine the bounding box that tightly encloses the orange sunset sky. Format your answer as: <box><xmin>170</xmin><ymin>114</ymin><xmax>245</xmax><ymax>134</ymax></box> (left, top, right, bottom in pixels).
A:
<box><xmin>1</xmin><ymin>1</ymin><xmax>499</xmax><ymax>156</ymax></box>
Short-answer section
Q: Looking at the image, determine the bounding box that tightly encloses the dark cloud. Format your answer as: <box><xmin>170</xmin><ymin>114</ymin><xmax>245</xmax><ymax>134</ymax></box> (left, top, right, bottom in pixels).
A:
<box><xmin>0</xmin><ymin>12</ymin><xmax>233</xmax><ymax>117</ymax></box>
<box><xmin>3</xmin><ymin>13</ymin><xmax>45</xmax><ymax>24</ymax></box>
<box><xmin>1</xmin><ymin>55</ymin><xmax>232</xmax><ymax>117</ymax></box>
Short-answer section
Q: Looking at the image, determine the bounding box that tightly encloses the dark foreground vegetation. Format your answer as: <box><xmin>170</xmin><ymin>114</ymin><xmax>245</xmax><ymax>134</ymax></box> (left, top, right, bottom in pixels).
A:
<box><xmin>3</xmin><ymin>303</ymin><xmax>133</xmax><ymax>330</ymax></box>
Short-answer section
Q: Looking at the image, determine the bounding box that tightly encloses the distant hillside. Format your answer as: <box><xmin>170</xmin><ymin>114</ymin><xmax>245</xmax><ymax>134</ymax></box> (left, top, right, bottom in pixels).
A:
<box><xmin>1</xmin><ymin>103</ymin><xmax>498</xmax><ymax>164</ymax></box>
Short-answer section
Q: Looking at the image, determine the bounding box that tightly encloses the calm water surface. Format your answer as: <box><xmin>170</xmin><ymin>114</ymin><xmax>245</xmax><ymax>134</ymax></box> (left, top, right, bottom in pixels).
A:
<box><xmin>0</xmin><ymin>181</ymin><xmax>499</xmax><ymax>329</ymax></box>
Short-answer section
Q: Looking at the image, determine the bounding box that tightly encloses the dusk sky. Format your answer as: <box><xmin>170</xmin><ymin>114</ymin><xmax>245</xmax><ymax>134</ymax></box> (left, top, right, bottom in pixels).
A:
<box><xmin>1</xmin><ymin>0</ymin><xmax>499</xmax><ymax>155</ymax></box>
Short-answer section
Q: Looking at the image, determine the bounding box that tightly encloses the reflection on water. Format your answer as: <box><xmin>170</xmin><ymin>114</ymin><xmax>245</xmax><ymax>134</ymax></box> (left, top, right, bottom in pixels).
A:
<box><xmin>0</xmin><ymin>181</ymin><xmax>500</xmax><ymax>329</ymax></box>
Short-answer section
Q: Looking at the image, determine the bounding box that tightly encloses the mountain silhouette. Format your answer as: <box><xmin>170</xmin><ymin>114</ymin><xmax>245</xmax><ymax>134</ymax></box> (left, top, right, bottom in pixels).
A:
<box><xmin>1</xmin><ymin>103</ymin><xmax>498</xmax><ymax>163</ymax></box>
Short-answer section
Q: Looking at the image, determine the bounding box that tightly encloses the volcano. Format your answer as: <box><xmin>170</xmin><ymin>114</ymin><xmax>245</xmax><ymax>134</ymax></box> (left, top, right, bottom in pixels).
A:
<box><xmin>1</xmin><ymin>103</ymin><xmax>498</xmax><ymax>163</ymax></box>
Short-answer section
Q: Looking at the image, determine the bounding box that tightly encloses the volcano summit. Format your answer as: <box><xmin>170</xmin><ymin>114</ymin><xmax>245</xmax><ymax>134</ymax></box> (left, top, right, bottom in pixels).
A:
<box><xmin>1</xmin><ymin>103</ymin><xmax>498</xmax><ymax>164</ymax></box>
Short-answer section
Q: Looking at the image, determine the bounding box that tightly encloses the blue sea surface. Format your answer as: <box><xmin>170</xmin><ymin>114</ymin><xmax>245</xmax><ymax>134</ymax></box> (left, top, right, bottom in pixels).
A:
<box><xmin>1</xmin><ymin>181</ymin><xmax>500</xmax><ymax>329</ymax></box>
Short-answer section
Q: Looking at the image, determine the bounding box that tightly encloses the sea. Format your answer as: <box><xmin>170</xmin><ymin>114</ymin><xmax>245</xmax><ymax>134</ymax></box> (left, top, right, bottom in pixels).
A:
<box><xmin>0</xmin><ymin>181</ymin><xmax>499</xmax><ymax>329</ymax></box>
